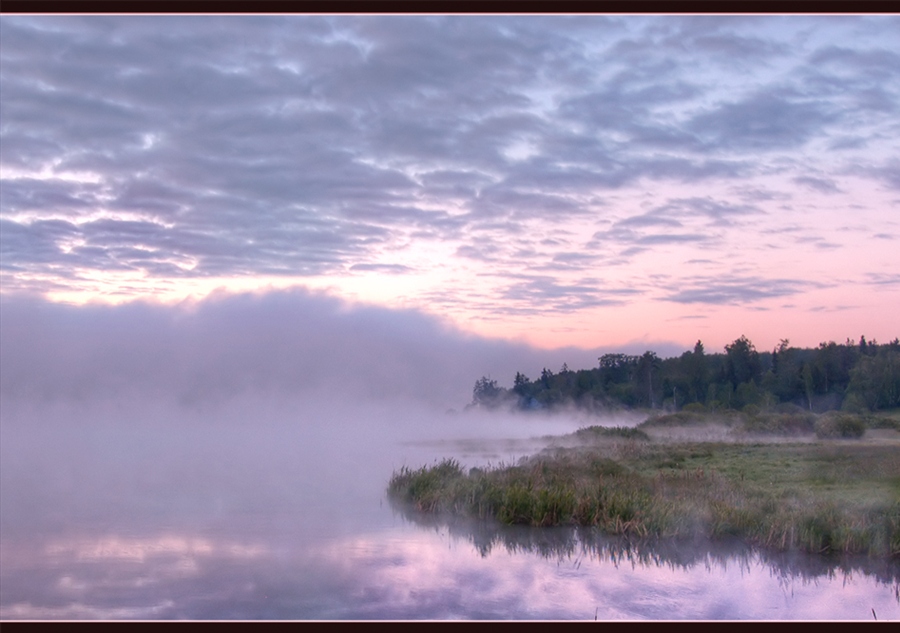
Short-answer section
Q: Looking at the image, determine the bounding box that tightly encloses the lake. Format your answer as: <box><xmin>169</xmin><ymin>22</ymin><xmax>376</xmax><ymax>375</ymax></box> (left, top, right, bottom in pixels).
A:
<box><xmin>1</xmin><ymin>395</ymin><xmax>897</xmax><ymax>620</ymax></box>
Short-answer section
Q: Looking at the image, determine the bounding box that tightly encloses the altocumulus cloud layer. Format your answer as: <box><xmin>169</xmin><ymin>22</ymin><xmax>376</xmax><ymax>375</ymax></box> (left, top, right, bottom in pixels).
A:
<box><xmin>1</xmin><ymin>16</ymin><xmax>899</xmax><ymax>345</ymax></box>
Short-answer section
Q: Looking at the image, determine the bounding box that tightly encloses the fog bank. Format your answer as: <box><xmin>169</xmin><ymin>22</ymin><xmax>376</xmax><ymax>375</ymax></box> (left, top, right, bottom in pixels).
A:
<box><xmin>0</xmin><ymin>288</ymin><xmax>680</xmax><ymax>409</ymax></box>
<box><xmin>0</xmin><ymin>287</ymin><xmax>647</xmax><ymax>546</ymax></box>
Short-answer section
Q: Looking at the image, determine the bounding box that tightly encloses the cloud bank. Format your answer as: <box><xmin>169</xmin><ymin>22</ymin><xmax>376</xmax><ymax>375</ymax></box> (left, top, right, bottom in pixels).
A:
<box><xmin>0</xmin><ymin>289</ymin><xmax>689</xmax><ymax>409</ymax></box>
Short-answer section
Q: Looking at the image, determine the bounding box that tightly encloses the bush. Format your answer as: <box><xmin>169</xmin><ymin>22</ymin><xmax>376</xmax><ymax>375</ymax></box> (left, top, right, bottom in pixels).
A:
<box><xmin>681</xmin><ymin>402</ymin><xmax>706</xmax><ymax>413</ymax></box>
<box><xmin>742</xmin><ymin>404</ymin><xmax>761</xmax><ymax>417</ymax></box>
<box><xmin>640</xmin><ymin>411</ymin><xmax>706</xmax><ymax>427</ymax></box>
<box><xmin>864</xmin><ymin>415</ymin><xmax>900</xmax><ymax>431</ymax></box>
<box><xmin>742</xmin><ymin>412</ymin><xmax>816</xmax><ymax>435</ymax></box>
<box><xmin>574</xmin><ymin>426</ymin><xmax>650</xmax><ymax>442</ymax></box>
<box><xmin>814</xmin><ymin>414</ymin><xmax>866</xmax><ymax>439</ymax></box>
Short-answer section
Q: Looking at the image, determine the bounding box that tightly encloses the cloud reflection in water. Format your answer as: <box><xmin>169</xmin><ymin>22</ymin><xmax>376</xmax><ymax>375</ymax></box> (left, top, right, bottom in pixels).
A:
<box><xmin>3</xmin><ymin>521</ymin><xmax>898</xmax><ymax>620</ymax></box>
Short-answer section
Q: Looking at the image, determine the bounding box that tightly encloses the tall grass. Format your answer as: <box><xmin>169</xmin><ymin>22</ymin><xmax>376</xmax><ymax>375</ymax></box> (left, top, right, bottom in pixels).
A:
<box><xmin>388</xmin><ymin>437</ymin><xmax>900</xmax><ymax>558</ymax></box>
<box><xmin>637</xmin><ymin>410</ymin><xmax>888</xmax><ymax>437</ymax></box>
<box><xmin>573</xmin><ymin>425</ymin><xmax>651</xmax><ymax>442</ymax></box>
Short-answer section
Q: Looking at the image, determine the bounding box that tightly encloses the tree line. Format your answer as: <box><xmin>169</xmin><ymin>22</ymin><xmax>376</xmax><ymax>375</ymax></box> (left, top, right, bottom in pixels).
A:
<box><xmin>472</xmin><ymin>335</ymin><xmax>900</xmax><ymax>414</ymax></box>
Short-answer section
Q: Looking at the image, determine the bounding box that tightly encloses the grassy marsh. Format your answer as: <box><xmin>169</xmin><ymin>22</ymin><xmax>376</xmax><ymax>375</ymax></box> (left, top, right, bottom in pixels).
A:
<box><xmin>388</xmin><ymin>411</ymin><xmax>900</xmax><ymax>558</ymax></box>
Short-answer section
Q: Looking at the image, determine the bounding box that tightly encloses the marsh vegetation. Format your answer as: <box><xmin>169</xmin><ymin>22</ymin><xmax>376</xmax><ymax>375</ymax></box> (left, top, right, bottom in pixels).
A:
<box><xmin>389</xmin><ymin>410</ymin><xmax>900</xmax><ymax>559</ymax></box>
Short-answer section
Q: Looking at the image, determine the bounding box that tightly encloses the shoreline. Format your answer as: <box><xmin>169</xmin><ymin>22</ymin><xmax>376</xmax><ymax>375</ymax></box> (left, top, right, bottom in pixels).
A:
<box><xmin>388</xmin><ymin>410</ymin><xmax>900</xmax><ymax>559</ymax></box>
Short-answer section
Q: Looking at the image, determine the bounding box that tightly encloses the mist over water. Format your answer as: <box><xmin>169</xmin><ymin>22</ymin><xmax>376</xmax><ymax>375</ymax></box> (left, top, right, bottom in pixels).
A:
<box><xmin>1</xmin><ymin>393</ymin><xmax>585</xmax><ymax>541</ymax></box>
<box><xmin>1</xmin><ymin>289</ymin><xmax>623</xmax><ymax>408</ymax></box>
<box><xmin>0</xmin><ymin>392</ymin><xmax>590</xmax><ymax>619</ymax></box>
<box><xmin>1</xmin><ymin>289</ymin><xmax>898</xmax><ymax>619</ymax></box>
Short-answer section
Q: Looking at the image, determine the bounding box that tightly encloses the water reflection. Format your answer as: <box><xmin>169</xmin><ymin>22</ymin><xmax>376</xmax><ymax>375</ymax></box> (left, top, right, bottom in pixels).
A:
<box><xmin>3</xmin><ymin>510</ymin><xmax>898</xmax><ymax>620</ymax></box>
<box><xmin>391</xmin><ymin>501</ymin><xmax>900</xmax><ymax>617</ymax></box>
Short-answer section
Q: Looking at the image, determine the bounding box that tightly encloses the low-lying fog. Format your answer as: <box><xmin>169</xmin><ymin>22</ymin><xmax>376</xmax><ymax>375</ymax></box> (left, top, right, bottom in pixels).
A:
<box><xmin>0</xmin><ymin>290</ymin><xmax>634</xmax><ymax>618</ymax></box>
<box><xmin>1</xmin><ymin>289</ymin><xmax>897</xmax><ymax>619</ymax></box>
<box><xmin>1</xmin><ymin>393</ymin><xmax>595</xmax><ymax>542</ymax></box>
<box><xmin>0</xmin><ymin>288</ymin><xmax>633</xmax><ymax>543</ymax></box>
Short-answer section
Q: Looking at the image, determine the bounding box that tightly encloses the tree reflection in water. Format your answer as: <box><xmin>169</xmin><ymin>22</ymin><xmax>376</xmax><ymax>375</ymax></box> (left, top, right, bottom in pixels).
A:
<box><xmin>391</xmin><ymin>498</ymin><xmax>900</xmax><ymax>605</ymax></box>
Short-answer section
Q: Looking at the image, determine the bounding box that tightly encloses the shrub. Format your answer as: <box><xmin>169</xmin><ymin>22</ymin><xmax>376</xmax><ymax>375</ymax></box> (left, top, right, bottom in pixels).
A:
<box><xmin>574</xmin><ymin>426</ymin><xmax>650</xmax><ymax>442</ymax></box>
<box><xmin>814</xmin><ymin>413</ymin><xmax>866</xmax><ymax>439</ymax></box>
<box><xmin>864</xmin><ymin>416</ymin><xmax>900</xmax><ymax>431</ymax></box>
<box><xmin>742</xmin><ymin>404</ymin><xmax>761</xmax><ymax>417</ymax></box>
<box><xmin>741</xmin><ymin>411</ymin><xmax>816</xmax><ymax>435</ymax></box>
<box><xmin>640</xmin><ymin>411</ymin><xmax>704</xmax><ymax>427</ymax></box>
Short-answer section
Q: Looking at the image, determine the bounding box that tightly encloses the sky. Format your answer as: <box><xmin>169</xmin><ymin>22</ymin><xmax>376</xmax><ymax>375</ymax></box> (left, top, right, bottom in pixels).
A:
<box><xmin>1</xmin><ymin>15</ymin><xmax>899</xmax><ymax>360</ymax></box>
<box><xmin>5</xmin><ymin>18</ymin><xmax>900</xmax><ymax>621</ymax></box>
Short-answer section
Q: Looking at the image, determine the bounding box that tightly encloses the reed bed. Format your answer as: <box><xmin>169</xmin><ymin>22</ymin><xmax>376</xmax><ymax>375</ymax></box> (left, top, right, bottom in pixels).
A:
<box><xmin>388</xmin><ymin>419</ymin><xmax>900</xmax><ymax>558</ymax></box>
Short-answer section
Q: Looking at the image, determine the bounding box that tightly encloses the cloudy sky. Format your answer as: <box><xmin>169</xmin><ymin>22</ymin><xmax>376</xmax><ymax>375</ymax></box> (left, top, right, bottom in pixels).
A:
<box><xmin>2</xmin><ymin>15</ymin><xmax>899</xmax><ymax>354</ymax></box>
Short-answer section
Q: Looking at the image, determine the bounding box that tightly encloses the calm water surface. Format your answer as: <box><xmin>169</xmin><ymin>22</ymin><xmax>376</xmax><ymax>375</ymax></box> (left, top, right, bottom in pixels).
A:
<box><xmin>1</xmin><ymin>397</ymin><xmax>897</xmax><ymax>620</ymax></box>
